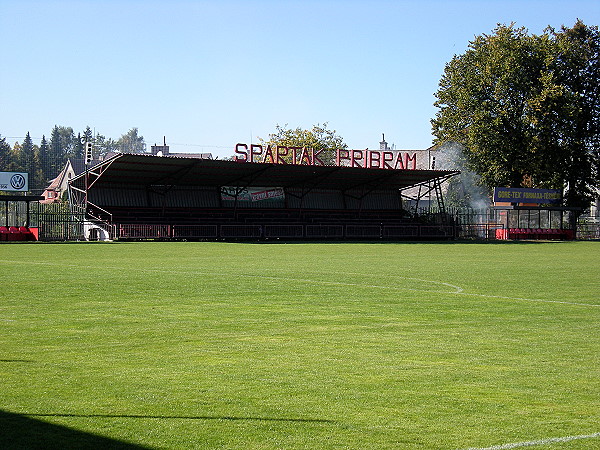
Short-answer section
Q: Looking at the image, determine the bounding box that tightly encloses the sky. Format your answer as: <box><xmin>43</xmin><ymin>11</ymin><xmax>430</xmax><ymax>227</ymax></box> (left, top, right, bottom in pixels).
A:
<box><xmin>1</xmin><ymin>0</ymin><xmax>599</xmax><ymax>159</ymax></box>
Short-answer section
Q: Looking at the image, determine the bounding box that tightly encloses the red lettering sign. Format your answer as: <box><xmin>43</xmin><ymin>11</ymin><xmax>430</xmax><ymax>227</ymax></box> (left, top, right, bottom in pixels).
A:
<box><xmin>336</xmin><ymin>149</ymin><xmax>349</xmax><ymax>166</ymax></box>
<box><xmin>235</xmin><ymin>143</ymin><xmax>248</xmax><ymax>162</ymax></box>
<box><xmin>234</xmin><ymin>144</ymin><xmax>418</xmax><ymax>170</ymax></box>
<box><xmin>276</xmin><ymin>146</ymin><xmax>289</xmax><ymax>164</ymax></box>
<box><xmin>262</xmin><ymin>145</ymin><xmax>275</xmax><ymax>163</ymax></box>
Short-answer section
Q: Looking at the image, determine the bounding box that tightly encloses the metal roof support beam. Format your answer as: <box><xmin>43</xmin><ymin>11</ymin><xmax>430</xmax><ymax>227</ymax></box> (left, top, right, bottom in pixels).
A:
<box><xmin>86</xmin><ymin>156</ymin><xmax>120</xmax><ymax>190</ymax></box>
<box><xmin>285</xmin><ymin>167</ymin><xmax>346</xmax><ymax>210</ymax></box>
<box><xmin>222</xmin><ymin>164</ymin><xmax>274</xmax><ymax>188</ymax></box>
<box><xmin>285</xmin><ymin>166</ymin><xmax>344</xmax><ymax>191</ymax></box>
<box><xmin>342</xmin><ymin>169</ymin><xmax>407</xmax><ymax>196</ymax></box>
<box><xmin>149</xmin><ymin>159</ymin><xmax>201</xmax><ymax>187</ymax></box>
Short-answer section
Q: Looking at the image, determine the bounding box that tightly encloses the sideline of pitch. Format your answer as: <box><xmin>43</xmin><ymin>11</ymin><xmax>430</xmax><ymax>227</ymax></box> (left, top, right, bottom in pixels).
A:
<box><xmin>462</xmin><ymin>431</ymin><xmax>600</xmax><ymax>449</ymax></box>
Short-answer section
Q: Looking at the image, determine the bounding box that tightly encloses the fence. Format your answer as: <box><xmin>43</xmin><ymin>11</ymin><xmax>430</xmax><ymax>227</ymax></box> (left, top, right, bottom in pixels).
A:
<box><xmin>0</xmin><ymin>201</ymin><xmax>87</xmax><ymax>241</ymax></box>
<box><xmin>111</xmin><ymin>223</ymin><xmax>456</xmax><ymax>240</ymax></box>
<box><xmin>33</xmin><ymin>203</ymin><xmax>87</xmax><ymax>241</ymax></box>
<box><xmin>2</xmin><ymin>202</ymin><xmax>598</xmax><ymax>242</ymax></box>
<box><xmin>577</xmin><ymin>218</ymin><xmax>600</xmax><ymax>240</ymax></box>
<box><xmin>1</xmin><ymin>200</ymin><xmax>29</xmax><ymax>228</ymax></box>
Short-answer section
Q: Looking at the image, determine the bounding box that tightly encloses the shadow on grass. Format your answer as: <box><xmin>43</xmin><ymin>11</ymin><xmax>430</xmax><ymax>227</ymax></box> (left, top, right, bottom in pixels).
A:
<box><xmin>1</xmin><ymin>410</ymin><xmax>334</xmax><ymax>449</ymax></box>
<box><xmin>26</xmin><ymin>413</ymin><xmax>334</xmax><ymax>423</ymax></box>
<box><xmin>0</xmin><ymin>410</ymin><xmax>149</xmax><ymax>450</ymax></box>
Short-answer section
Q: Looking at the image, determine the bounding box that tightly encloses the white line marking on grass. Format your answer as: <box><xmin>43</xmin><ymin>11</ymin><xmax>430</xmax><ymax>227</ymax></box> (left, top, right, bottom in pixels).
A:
<box><xmin>0</xmin><ymin>260</ymin><xmax>464</xmax><ymax>295</ymax></box>
<box><xmin>308</xmin><ymin>270</ymin><xmax>598</xmax><ymax>307</ymax></box>
<box><xmin>2</xmin><ymin>260</ymin><xmax>599</xmax><ymax>307</ymax></box>
<box><xmin>462</xmin><ymin>431</ymin><xmax>600</xmax><ymax>449</ymax></box>
<box><xmin>451</xmin><ymin>291</ymin><xmax>600</xmax><ymax>307</ymax></box>
<box><xmin>332</xmin><ymin>270</ymin><xmax>464</xmax><ymax>293</ymax></box>
<box><xmin>248</xmin><ymin>274</ymin><xmax>464</xmax><ymax>295</ymax></box>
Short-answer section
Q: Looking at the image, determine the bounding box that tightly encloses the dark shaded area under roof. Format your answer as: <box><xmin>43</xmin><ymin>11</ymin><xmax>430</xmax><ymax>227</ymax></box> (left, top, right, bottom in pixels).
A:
<box><xmin>71</xmin><ymin>153</ymin><xmax>458</xmax><ymax>192</ymax></box>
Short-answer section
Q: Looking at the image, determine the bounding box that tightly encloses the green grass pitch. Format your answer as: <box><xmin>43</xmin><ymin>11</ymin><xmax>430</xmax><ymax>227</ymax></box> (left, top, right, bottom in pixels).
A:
<box><xmin>0</xmin><ymin>241</ymin><xmax>598</xmax><ymax>449</ymax></box>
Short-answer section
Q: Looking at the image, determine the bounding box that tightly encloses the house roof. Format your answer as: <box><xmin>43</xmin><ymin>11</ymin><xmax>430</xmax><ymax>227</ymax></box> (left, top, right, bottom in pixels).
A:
<box><xmin>70</xmin><ymin>153</ymin><xmax>459</xmax><ymax>193</ymax></box>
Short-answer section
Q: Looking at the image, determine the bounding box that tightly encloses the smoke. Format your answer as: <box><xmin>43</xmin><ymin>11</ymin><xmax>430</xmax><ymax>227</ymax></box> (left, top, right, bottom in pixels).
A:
<box><xmin>434</xmin><ymin>141</ymin><xmax>490</xmax><ymax>211</ymax></box>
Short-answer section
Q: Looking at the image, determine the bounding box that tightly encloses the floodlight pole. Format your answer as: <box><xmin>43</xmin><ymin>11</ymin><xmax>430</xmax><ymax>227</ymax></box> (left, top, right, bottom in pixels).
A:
<box><xmin>84</xmin><ymin>145</ymin><xmax>88</xmax><ymax>217</ymax></box>
<box><xmin>83</xmin><ymin>139</ymin><xmax>93</xmax><ymax>217</ymax></box>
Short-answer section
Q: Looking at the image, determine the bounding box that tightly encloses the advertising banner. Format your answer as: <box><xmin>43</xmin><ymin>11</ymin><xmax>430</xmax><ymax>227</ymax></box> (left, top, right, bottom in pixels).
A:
<box><xmin>0</xmin><ymin>172</ymin><xmax>28</xmax><ymax>192</ymax></box>
<box><xmin>493</xmin><ymin>187</ymin><xmax>562</xmax><ymax>204</ymax></box>
<box><xmin>221</xmin><ymin>187</ymin><xmax>285</xmax><ymax>203</ymax></box>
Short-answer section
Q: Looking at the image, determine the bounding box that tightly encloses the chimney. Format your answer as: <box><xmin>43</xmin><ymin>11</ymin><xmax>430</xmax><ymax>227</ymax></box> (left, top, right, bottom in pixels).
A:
<box><xmin>150</xmin><ymin>136</ymin><xmax>169</xmax><ymax>156</ymax></box>
<box><xmin>379</xmin><ymin>133</ymin><xmax>388</xmax><ymax>151</ymax></box>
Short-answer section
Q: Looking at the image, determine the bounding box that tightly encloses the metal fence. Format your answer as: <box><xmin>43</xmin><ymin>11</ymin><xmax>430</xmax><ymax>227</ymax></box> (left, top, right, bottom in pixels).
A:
<box><xmin>33</xmin><ymin>203</ymin><xmax>87</xmax><ymax>241</ymax></box>
<box><xmin>3</xmin><ymin>201</ymin><xmax>599</xmax><ymax>242</ymax></box>
<box><xmin>1</xmin><ymin>199</ymin><xmax>29</xmax><ymax>228</ymax></box>
<box><xmin>577</xmin><ymin>218</ymin><xmax>600</xmax><ymax>240</ymax></box>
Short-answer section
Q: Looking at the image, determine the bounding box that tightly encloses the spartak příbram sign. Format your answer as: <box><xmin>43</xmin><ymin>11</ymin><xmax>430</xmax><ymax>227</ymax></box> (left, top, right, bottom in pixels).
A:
<box><xmin>234</xmin><ymin>144</ymin><xmax>417</xmax><ymax>170</ymax></box>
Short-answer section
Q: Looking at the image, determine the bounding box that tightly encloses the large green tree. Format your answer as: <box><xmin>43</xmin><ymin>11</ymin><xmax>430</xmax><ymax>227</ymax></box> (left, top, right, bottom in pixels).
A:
<box><xmin>432</xmin><ymin>21</ymin><xmax>600</xmax><ymax>208</ymax></box>
<box><xmin>546</xmin><ymin>22</ymin><xmax>600</xmax><ymax>207</ymax></box>
<box><xmin>259</xmin><ymin>123</ymin><xmax>347</xmax><ymax>164</ymax></box>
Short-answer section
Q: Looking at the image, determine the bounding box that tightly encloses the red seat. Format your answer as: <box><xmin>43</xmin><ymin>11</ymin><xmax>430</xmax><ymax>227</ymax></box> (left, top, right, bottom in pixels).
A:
<box><xmin>0</xmin><ymin>226</ymin><xmax>9</xmax><ymax>241</ymax></box>
<box><xmin>19</xmin><ymin>226</ymin><xmax>35</xmax><ymax>241</ymax></box>
<box><xmin>8</xmin><ymin>226</ymin><xmax>22</xmax><ymax>241</ymax></box>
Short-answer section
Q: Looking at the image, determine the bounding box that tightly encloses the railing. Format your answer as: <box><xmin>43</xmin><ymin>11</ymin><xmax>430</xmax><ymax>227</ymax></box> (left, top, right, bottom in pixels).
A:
<box><xmin>38</xmin><ymin>220</ymin><xmax>85</xmax><ymax>241</ymax></box>
<box><xmin>577</xmin><ymin>222</ymin><xmax>600</xmax><ymax>240</ymax></box>
<box><xmin>21</xmin><ymin>203</ymin><xmax>598</xmax><ymax>242</ymax></box>
<box><xmin>112</xmin><ymin>222</ymin><xmax>457</xmax><ymax>240</ymax></box>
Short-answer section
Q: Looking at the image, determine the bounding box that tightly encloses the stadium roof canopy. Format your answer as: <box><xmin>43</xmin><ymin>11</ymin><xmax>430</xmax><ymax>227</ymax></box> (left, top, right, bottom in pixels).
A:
<box><xmin>70</xmin><ymin>153</ymin><xmax>459</xmax><ymax>192</ymax></box>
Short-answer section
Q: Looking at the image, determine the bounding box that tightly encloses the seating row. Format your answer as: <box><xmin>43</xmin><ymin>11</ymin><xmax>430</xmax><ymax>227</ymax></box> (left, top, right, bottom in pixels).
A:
<box><xmin>0</xmin><ymin>226</ymin><xmax>37</xmax><ymax>241</ymax></box>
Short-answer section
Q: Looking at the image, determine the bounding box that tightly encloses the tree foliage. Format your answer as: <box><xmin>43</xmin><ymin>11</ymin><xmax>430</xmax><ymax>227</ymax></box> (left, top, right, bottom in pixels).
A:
<box><xmin>432</xmin><ymin>20</ymin><xmax>600</xmax><ymax>208</ymax></box>
<box><xmin>118</xmin><ymin>127</ymin><xmax>146</xmax><ymax>154</ymax></box>
<box><xmin>94</xmin><ymin>134</ymin><xmax>119</xmax><ymax>159</ymax></box>
<box><xmin>0</xmin><ymin>136</ymin><xmax>11</xmax><ymax>171</ymax></box>
<box><xmin>259</xmin><ymin>123</ymin><xmax>347</xmax><ymax>164</ymax></box>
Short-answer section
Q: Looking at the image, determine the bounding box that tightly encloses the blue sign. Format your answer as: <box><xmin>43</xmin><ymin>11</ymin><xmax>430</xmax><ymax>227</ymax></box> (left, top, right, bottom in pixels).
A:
<box><xmin>493</xmin><ymin>187</ymin><xmax>562</xmax><ymax>204</ymax></box>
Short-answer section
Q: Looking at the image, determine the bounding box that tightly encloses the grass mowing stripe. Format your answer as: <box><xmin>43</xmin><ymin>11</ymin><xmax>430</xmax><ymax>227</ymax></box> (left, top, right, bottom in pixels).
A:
<box><xmin>462</xmin><ymin>431</ymin><xmax>600</xmax><ymax>449</ymax></box>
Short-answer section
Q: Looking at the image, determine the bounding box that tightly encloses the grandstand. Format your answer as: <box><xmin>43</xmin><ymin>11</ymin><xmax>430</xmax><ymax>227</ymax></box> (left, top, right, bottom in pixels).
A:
<box><xmin>68</xmin><ymin>153</ymin><xmax>459</xmax><ymax>241</ymax></box>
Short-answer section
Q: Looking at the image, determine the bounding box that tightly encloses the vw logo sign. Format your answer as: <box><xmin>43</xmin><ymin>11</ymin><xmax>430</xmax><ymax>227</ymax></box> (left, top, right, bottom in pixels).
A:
<box><xmin>10</xmin><ymin>174</ymin><xmax>26</xmax><ymax>190</ymax></box>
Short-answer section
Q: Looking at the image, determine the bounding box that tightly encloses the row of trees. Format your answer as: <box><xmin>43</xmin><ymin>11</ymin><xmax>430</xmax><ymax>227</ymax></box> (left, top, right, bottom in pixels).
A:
<box><xmin>0</xmin><ymin>127</ymin><xmax>146</xmax><ymax>192</ymax></box>
<box><xmin>432</xmin><ymin>20</ymin><xmax>600</xmax><ymax>208</ymax></box>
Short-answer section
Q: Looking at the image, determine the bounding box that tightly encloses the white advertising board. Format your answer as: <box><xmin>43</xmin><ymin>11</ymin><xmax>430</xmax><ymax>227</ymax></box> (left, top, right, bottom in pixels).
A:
<box><xmin>0</xmin><ymin>172</ymin><xmax>28</xmax><ymax>192</ymax></box>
